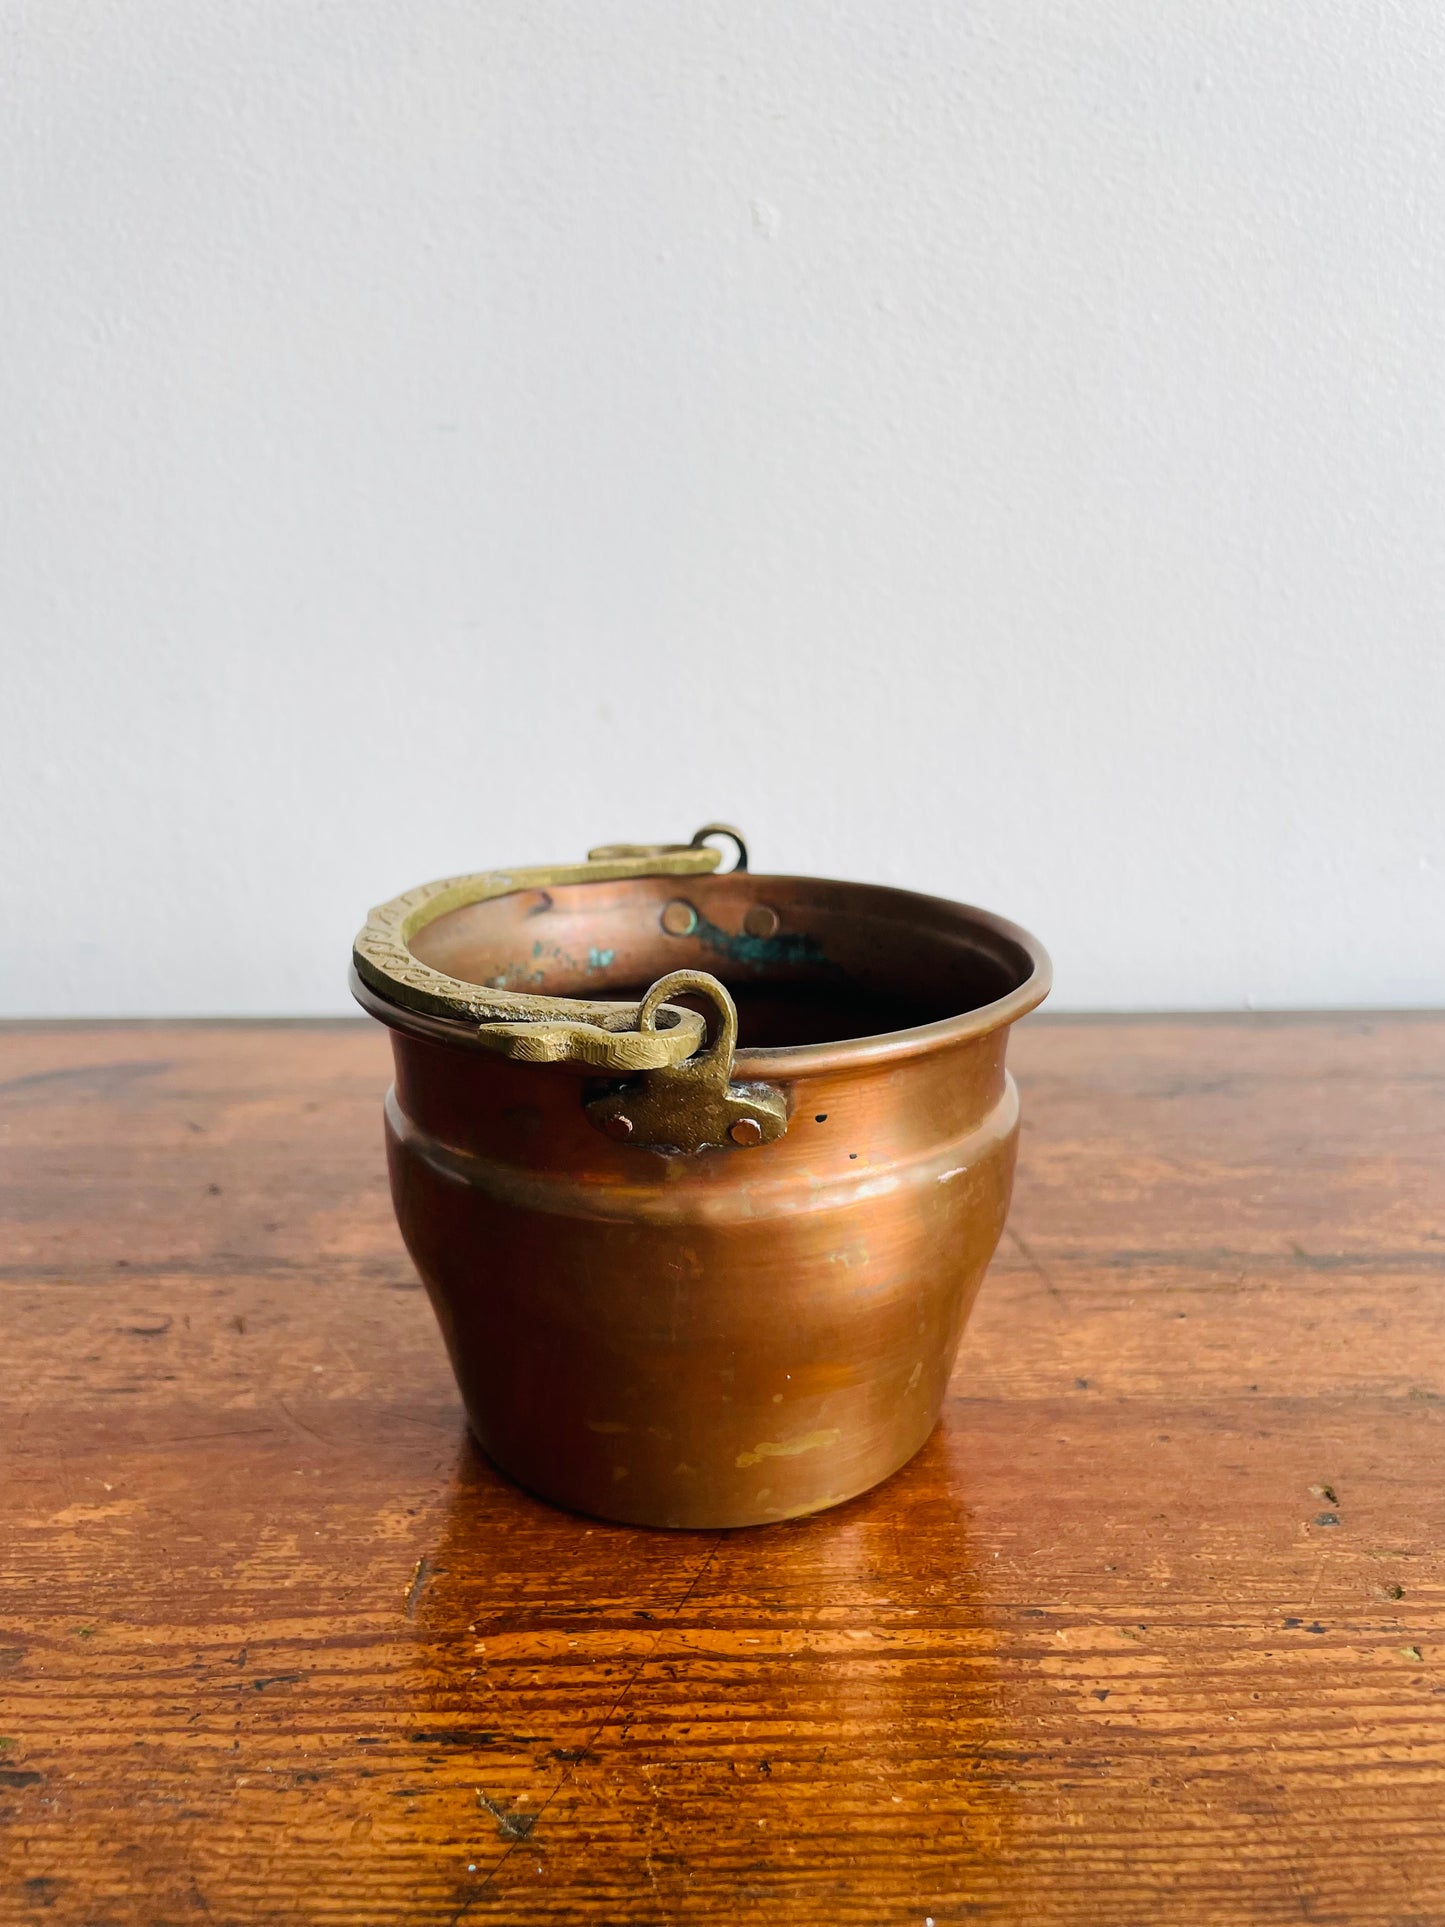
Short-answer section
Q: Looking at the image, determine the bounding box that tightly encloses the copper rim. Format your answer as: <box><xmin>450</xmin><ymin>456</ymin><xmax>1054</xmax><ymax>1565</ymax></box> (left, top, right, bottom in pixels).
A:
<box><xmin>352</xmin><ymin>874</ymin><xmax>1051</xmax><ymax>1076</ymax></box>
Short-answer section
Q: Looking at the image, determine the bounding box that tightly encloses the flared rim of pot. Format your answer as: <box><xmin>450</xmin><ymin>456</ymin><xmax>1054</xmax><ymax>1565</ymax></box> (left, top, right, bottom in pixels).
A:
<box><xmin>737</xmin><ymin>879</ymin><xmax>1051</xmax><ymax>1075</ymax></box>
<box><xmin>352</xmin><ymin>870</ymin><xmax>1051</xmax><ymax>1078</ymax></box>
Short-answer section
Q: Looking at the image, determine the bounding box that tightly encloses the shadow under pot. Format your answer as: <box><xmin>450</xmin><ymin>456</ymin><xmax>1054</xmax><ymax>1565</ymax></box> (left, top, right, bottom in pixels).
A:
<box><xmin>351</xmin><ymin>826</ymin><xmax>1049</xmax><ymax>1529</ymax></box>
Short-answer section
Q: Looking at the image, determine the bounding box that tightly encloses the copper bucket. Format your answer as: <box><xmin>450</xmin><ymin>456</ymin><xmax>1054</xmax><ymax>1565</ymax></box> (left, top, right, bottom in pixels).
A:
<box><xmin>352</xmin><ymin>827</ymin><xmax>1049</xmax><ymax>1528</ymax></box>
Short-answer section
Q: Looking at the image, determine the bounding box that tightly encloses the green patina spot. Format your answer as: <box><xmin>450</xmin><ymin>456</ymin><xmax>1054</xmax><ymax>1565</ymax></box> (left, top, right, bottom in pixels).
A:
<box><xmin>487</xmin><ymin>967</ymin><xmax>547</xmax><ymax>990</ymax></box>
<box><xmin>587</xmin><ymin>947</ymin><xmax>616</xmax><ymax>970</ymax></box>
<box><xmin>692</xmin><ymin>911</ymin><xmax>828</xmax><ymax>973</ymax></box>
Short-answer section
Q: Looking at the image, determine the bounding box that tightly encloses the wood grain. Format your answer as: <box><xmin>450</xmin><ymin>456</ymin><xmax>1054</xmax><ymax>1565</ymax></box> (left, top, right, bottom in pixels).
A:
<box><xmin>1</xmin><ymin>1015</ymin><xmax>1442</xmax><ymax>1926</ymax></box>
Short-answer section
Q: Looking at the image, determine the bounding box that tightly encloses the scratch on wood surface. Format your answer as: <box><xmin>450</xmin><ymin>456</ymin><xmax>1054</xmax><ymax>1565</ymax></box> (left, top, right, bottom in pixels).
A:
<box><xmin>404</xmin><ymin>1554</ymin><xmax>444</xmax><ymax>1617</ymax></box>
<box><xmin>475</xmin><ymin>1790</ymin><xmax>537</xmax><ymax>1841</ymax></box>
<box><xmin>1006</xmin><ymin>1225</ymin><xmax>1067</xmax><ymax>1307</ymax></box>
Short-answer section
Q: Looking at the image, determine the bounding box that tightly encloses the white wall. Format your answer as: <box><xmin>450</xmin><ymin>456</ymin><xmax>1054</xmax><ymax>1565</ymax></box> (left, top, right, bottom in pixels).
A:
<box><xmin>3</xmin><ymin>0</ymin><xmax>1442</xmax><ymax>1015</ymax></box>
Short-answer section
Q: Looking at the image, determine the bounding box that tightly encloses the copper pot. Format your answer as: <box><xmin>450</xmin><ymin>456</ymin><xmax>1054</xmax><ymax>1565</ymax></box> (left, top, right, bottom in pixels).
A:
<box><xmin>352</xmin><ymin>828</ymin><xmax>1049</xmax><ymax>1528</ymax></box>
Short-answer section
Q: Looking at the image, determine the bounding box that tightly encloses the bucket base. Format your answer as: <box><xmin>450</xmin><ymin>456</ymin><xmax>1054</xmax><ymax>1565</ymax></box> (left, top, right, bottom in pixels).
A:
<box><xmin>468</xmin><ymin>1416</ymin><xmax>942</xmax><ymax>1530</ymax></box>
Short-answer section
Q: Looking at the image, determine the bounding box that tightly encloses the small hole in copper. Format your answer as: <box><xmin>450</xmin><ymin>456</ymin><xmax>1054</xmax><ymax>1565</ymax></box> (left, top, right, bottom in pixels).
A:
<box><xmin>814</xmin><ymin>1113</ymin><xmax>827</xmax><ymax>1123</ymax></box>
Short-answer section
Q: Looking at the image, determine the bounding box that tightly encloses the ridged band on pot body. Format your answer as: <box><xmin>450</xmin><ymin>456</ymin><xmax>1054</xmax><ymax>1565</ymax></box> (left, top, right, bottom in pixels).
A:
<box><xmin>353</xmin><ymin>853</ymin><xmax>1049</xmax><ymax>1529</ymax></box>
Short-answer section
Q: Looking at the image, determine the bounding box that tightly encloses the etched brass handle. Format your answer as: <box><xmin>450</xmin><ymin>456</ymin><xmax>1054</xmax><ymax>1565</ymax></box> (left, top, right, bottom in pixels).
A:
<box><xmin>353</xmin><ymin>829</ymin><xmax>743</xmax><ymax>1072</ymax></box>
<box><xmin>588</xmin><ymin>822</ymin><xmax>748</xmax><ymax>874</ymax></box>
<box><xmin>585</xmin><ymin>970</ymin><xmax>788</xmax><ymax>1153</ymax></box>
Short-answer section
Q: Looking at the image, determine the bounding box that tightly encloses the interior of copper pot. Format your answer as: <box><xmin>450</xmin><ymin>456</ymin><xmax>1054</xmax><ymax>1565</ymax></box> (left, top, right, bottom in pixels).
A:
<box><xmin>406</xmin><ymin>872</ymin><xmax>1038</xmax><ymax>1051</ymax></box>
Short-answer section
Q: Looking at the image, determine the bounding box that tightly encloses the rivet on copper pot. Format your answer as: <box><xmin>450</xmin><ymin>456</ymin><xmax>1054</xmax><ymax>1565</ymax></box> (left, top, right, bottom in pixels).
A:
<box><xmin>603</xmin><ymin>1114</ymin><xmax>635</xmax><ymax>1141</ymax></box>
<box><xmin>661</xmin><ymin>899</ymin><xmax>698</xmax><ymax>937</ymax></box>
<box><xmin>743</xmin><ymin>903</ymin><xmax>781</xmax><ymax>939</ymax></box>
<box><xmin>729</xmin><ymin>1117</ymin><xmax>764</xmax><ymax>1146</ymax></box>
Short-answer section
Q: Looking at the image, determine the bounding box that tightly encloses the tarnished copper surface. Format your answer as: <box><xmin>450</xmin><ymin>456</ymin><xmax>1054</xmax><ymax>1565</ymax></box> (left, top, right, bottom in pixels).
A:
<box><xmin>353</xmin><ymin>864</ymin><xmax>1049</xmax><ymax>1527</ymax></box>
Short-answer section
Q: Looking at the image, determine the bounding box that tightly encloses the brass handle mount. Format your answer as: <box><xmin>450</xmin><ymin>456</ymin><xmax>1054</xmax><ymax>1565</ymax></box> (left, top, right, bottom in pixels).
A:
<box><xmin>584</xmin><ymin>969</ymin><xmax>788</xmax><ymax>1153</ymax></box>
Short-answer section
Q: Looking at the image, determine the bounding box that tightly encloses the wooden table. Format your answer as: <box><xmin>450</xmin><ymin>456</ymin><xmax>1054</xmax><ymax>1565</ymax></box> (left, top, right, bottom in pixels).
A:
<box><xmin>2</xmin><ymin>1016</ymin><xmax>1442</xmax><ymax>1925</ymax></box>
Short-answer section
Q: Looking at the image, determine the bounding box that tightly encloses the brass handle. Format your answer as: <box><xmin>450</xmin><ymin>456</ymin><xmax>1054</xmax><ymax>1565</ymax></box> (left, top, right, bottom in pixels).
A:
<box><xmin>638</xmin><ymin>969</ymin><xmax>738</xmax><ymax>1065</ymax></box>
<box><xmin>688</xmin><ymin>824</ymin><xmax>748</xmax><ymax>874</ymax></box>
<box><xmin>588</xmin><ymin>822</ymin><xmax>748</xmax><ymax>874</ymax></box>
<box><xmin>585</xmin><ymin>969</ymin><xmax>788</xmax><ymax>1153</ymax></box>
<box><xmin>353</xmin><ymin>829</ymin><xmax>744</xmax><ymax>1073</ymax></box>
